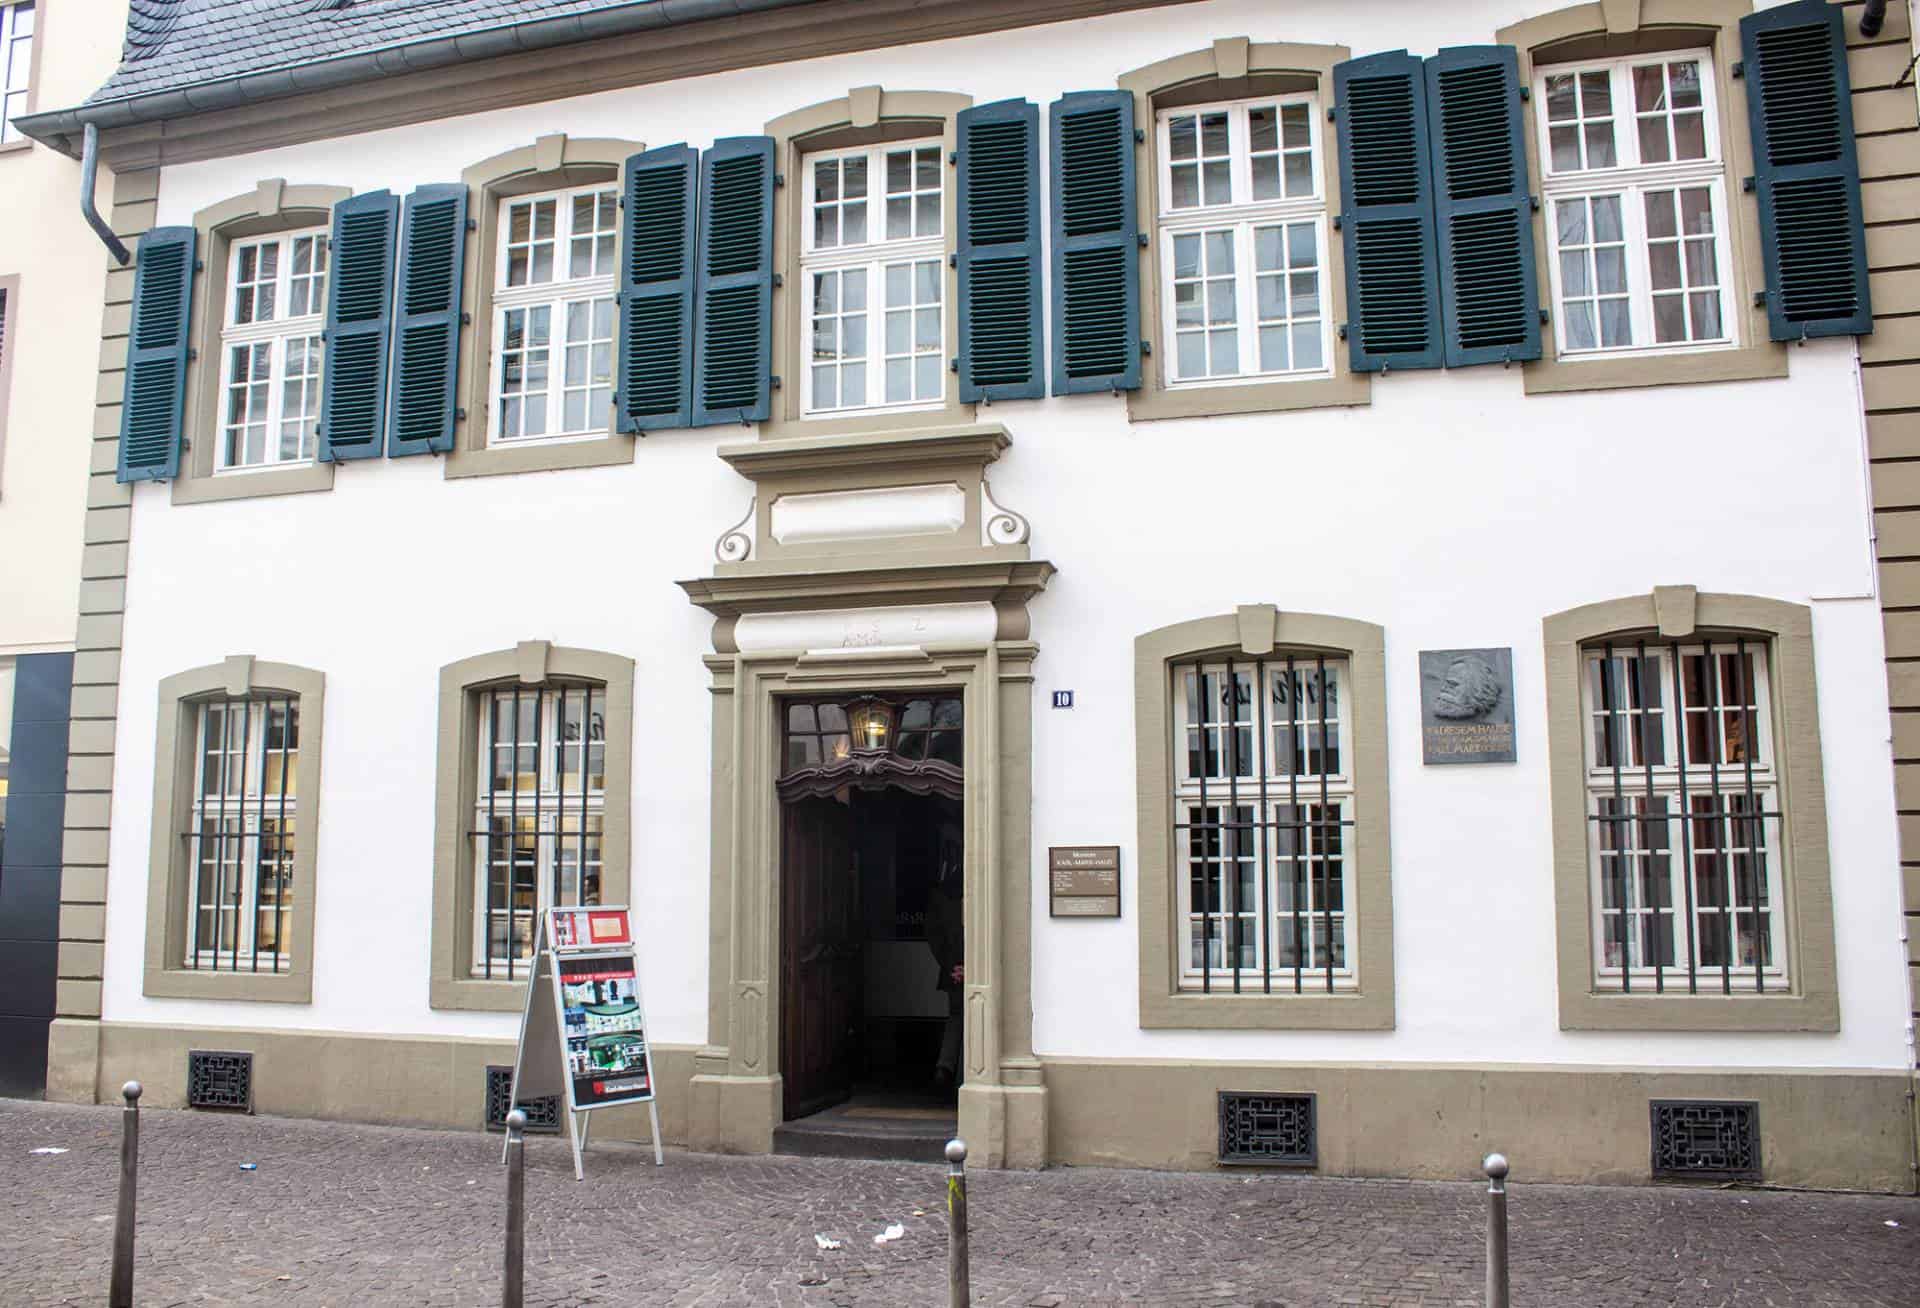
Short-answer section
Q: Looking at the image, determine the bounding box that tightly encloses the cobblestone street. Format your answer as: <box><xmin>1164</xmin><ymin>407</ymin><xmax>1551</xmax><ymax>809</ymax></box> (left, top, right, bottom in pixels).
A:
<box><xmin>2</xmin><ymin>1098</ymin><xmax>1916</xmax><ymax>1307</ymax></box>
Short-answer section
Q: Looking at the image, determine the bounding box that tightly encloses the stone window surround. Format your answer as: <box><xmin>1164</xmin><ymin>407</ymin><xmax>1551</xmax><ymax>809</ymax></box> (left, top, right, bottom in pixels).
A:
<box><xmin>764</xmin><ymin>88</ymin><xmax>975</xmax><ymax>441</ymax></box>
<box><xmin>0</xmin><ymin>0</ymin><xmax>45</xmax><ymax>157</ymax></box>
<box><xmin>429</xmin><ymin>641</ymin><xmax>634</xmax><ymax>1011</ymax></box>
<box><xmin>170</xmin><ymin>182</ymin><xmax>351</xmax><ymax>506</ymax></box>
<box><xmin>1135</xmin><ymin>605</ymin><xmax>1394</xmax><ymax>1029</ymax></box>
<box><xmin>0</xmin><ymin>272</ymin><xmax>17</xmax><ymax>495</ymax></box>
<box><xmin>1118</xmin><ymin>39</ymin><xmax>1370</xmax><ymax>423</ymax></box>
<box><xmin>142</xmin><ymin>656</ymin><xmax>325</xmax><ymax>1003</ymax></box>
<box><xmin>1543</xmin><ymin>587</ymin><xmax>1839</xmax><ymax>1031</ymax></box>
<box><xmin>448</xmin><ymin>135</ymin><xmax>643</xmax><ymax>480</ymax></box>
<box><xmin>1496</xmin><ymin>0</ymin><xmax>1789</xmax><ymax>395</ymax></box>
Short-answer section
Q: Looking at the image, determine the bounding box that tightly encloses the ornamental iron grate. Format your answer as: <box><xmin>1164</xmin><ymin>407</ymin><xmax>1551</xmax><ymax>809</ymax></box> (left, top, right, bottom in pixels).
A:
<box><xmin>1218</xmin><ymin>1091</ymin><xmax>1316</xmax><ymax>1167</ymax></box>
<box><xmin>1650</xmin><ymin>1100</ymin><xmax>1760</xmax><ymax>1180</ymax></box>
<box><xmin>186</xmin><ymin>1050</ymin><xmax>254</xmax><ymax>1112</ymax></box>
<box><xmin>485</xmin><ymin>1066</ymin><xmax>562</xmax><ymax>1134</ymax></box>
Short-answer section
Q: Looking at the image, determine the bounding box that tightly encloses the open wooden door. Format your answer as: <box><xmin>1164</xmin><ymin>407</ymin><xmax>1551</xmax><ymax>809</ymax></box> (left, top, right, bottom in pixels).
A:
<box><xmin>779</xmin><ymin>796</ymin><xmax>861</xmax><ymax>1120</ymax></box>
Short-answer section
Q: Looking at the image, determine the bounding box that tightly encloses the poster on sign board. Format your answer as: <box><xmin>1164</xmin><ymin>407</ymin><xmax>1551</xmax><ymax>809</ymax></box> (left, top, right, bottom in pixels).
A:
<box><xmin>557</xmin><ymin>954</ymin><xmax>654</xmax><ymax>1108</ymax></box>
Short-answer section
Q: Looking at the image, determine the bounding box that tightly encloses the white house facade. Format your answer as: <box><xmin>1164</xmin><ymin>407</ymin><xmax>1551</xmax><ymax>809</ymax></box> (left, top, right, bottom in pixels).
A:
<box><xmin>20</xmin><ymin>0</ymin><xmax>1920</xmax><ymax>1189</ymax></box>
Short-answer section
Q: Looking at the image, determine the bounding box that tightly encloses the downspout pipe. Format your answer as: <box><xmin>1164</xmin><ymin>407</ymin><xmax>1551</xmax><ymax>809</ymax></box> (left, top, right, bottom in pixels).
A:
<box><xmin>1861</xmin><ymin>0</ymin><xmax>1888</xmax><ymax>38</ymax></box>
<box><xmin>81</xmin><ymin>123</ymin><xmax>131</xmax><ymax>267</ymax></box>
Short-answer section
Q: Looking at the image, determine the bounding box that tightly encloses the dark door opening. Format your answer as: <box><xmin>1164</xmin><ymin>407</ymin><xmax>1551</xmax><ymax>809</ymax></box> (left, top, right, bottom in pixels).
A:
<box><xmin>779</xmin><ymin>786</ymin><xmax>963</xmax><ymax>1125</ymax></box>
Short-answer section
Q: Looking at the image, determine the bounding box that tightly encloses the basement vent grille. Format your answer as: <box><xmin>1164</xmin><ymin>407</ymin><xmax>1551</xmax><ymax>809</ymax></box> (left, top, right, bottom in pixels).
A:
<box><xmin>1217</xmin><ymin>1091</ymin><xmax>1316</xmax><ymax>1167</ymax></box>
<box><xmin>186</xmin><ymin>1050</ymin><xmax>254</xmax><ymax>1112</ymax></box>
<box><xmin>1650</xmin><ymin>1100</ymin><xmax>1760</xmax><ymax>1181</ymax></box>
<box><xmin>485</xmin><ymin>1066</ymin><xmax>562</xmax><ymax>1134</ymax></box>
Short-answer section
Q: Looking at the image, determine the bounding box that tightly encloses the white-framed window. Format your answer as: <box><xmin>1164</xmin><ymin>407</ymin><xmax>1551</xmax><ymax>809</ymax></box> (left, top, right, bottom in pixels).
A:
<box><xmin>1156</xmin><ymin>94</ymin><xmax>1331</xmax><ymax>386</ymax></box>
<box><xmin>470</xmin><ymin>683</ymin><xmax>605</xmax><ymax>978</ymax></box>
<box><xmin>185</xmin><ymin>696</ymin><xmax>299</xmax><ymax>970</ymax></box>
<box><xmin>1171</xmin><ymin>654</ymin><xmax>1355</xmax><ymax>992</ymax></box>
<box><xmin>1534</xmin><ymin>50</ymin><xmax>1737</xmax><ymax>357</ymax></box>
<box><xmin>801</xmin><ymin>139</ymin><xmax>946</xmax><ymax>416</ymax></box>
<box><xmin>1581</xmin><ymin>638</ymin><xmax>1789</xmax><ymax>993</ymax></box>
<box><xmin>490</xmin><ymin>184</ymin><xmax>618</xmax><ymax>443</ymax></box>
<box><xmin>217</xmin><ymin>229</ymin><xmax>328</xmax><ymax>471</ymax></box>
<box><xmin>1</xmin><ymin>2</ymin><xmax>33</xmax><ymax>145</ymax></box>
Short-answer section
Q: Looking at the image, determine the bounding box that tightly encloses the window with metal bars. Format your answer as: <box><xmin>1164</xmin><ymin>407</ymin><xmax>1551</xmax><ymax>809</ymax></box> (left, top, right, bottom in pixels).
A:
<box><xmin>470</xmin><ymin>683</ymin><xmax>605</xmax><ymax>979</ymax></box>
<box><xmin>184</xmin><ymin>696</ymin><xmax>298</xmax><ymax>971</ymax></box>
<box><xmin>1171</xmin><ymin>653</ymin><xmax>1355</xmax><ymax>994</ymax></box>
<box><xmin>1581</xmin><ymin>636</ymin><xmax>1787</xmax><ymax>993</ymax></box>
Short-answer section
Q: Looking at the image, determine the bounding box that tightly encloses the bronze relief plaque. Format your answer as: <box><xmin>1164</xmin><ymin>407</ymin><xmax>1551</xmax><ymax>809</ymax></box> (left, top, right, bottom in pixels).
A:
<box><xmin>1419</xmin><ymin>647</ymin><xmax>1516</xmax><ymax>764</ymax></box>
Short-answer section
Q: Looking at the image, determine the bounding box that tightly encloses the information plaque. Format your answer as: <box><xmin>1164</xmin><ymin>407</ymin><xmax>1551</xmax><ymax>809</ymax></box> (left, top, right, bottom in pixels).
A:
<box><xmin>1418</xmin><ymin>647</ymin><xmax>1517</xmax><ymax>765</ymax></box>
<box><xmin>1049</xmin><ymin>845</ymin><xmax>1122</xmax><ymax>917</ymax></box>
<box><xmin>504</xmin><ymin>905</ymin><xmax>664</xmax><ymax>1180</ymax></box>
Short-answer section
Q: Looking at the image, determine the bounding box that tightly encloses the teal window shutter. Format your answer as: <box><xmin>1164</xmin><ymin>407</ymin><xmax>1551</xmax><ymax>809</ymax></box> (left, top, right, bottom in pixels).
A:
<box><xmin>958</xmin><ymin>99</ymin><xmax>1043</xmax><ymax>402</ymax></box>
<box><xmin>1333</xmin><ymin>51</ymin><xmax>1443</xmax><ymax>371</ymax></box>
<box><xmin>1741</xmin><ymin>0</ymin><xmax>1871</xmax><ymax>339</ymax></box>
<box><xmin>117</xmin><ymin>226</ymin><xmax>196</xmax><ymax>483</ymax></box>
<box><xmin>319</xmin><ymin>189</ymin><xmax>399</xmax><ymax>461</ymax></box>
<box><xmin>1049</xmin><ymin>90</ymin><xmax>1140</xmax><ymax>394</ymax></box>
<box><xmin>1425</xmin><ymin>46</ymin><xmax>1540</xmax><ymax>367</ymax></box>
<box><xmin>692</xmin><ymin>136</ymin><xmax>773</xmax><ymax>427</ymax></box>
<box><xmin>387</xmin><ymin>183</ymin><xmax>467</xmax><ymax>457</ymax></box>
<box><xmin>617</xmin><ymin>143</ymin><xmax>698</xmax><ymax>433</ymax></box>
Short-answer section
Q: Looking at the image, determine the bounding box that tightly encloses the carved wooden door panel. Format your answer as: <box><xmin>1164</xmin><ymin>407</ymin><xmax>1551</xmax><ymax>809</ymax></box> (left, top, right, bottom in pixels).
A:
<box><xmin>780</xmin><ymin>796</ymin><xmax>860</xmax><ymax>1120</ymax></box>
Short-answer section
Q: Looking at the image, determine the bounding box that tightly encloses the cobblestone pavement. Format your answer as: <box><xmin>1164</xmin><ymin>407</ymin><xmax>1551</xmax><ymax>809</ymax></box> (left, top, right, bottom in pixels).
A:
<box><xmin>3</xmin><ymin>1098</ymin><xmax>1916</xmax><ymax>1307</ymax></box>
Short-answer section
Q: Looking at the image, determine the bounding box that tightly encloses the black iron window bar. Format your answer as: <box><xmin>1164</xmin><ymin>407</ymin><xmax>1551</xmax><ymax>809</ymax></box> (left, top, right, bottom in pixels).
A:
<box><xmin>472</xmin><ymin>684</ymin><xmax>605</xmax><ymax>981</ymax></box>
<box><xmin>1588</xmin><ymin>636</ymin><xmax>1783</xmax><ymax>995</ymax></box>
<box><xmin>183</xmin><ymin>696</ymin><xmax>297</xmax><ymax>972</ymax></box>
<box><xmin>1171</xmin><ymin>653</ymin><xmax>1356</xmax><ymax>996</ymax></box>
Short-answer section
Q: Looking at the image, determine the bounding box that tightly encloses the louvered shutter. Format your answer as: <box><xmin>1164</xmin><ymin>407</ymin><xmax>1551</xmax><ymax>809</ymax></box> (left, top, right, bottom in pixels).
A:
<box><xmin>117</xmin><ymin>226</ymin><xmax>196</xmax><ymax>483</ymax></box>
<box><xmin>1425</xmin><ymin>46</ymin><xmax>1541</xmax><ymax>367</ymax></box>
<box><xmin>1333</xmin><ymin>52</ymin><xmax>1443</xmax><ymax>371</ymax></box>
<box><xmin>617</xmin><ymin>144</ymin><xmax>698</xmax><ymax>432</ymax></box>
<box><xmin>958</xmin><ymin>99</ymin><xmax>1043</xmax><ymax>402</ymax></box>
<box><xmin>1741</xmin><ymin>0</ymin><xmax>1871</xmax><ymax>339</ymax></box>
<box><xmin>387</xmin><ymin>184</ymin><xmax>467</xmax><ymax>456</ymax></box>
<box><xmin>1049</xmin><ymin>90</ymin><xmax>1140</xmax><ymax>394</ymax></box>
<box><xmin>693</xmin><ymin>136</ymin><xmax>774</xmax><ymax>427</ymax></box>
<box><xmin>319</xmin><ymin>190</ymin><xmax>399</xmax><ymax>461</ymax></box>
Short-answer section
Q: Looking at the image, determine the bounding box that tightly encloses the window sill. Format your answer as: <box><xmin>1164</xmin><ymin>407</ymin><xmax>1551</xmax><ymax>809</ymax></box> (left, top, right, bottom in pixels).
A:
<box><xmin>1559</xmin><ymin>987</ymin><xmax>1837</xmax><ymax>1032</ymax></box>
<box><xmin>430</xmin><ymin>974</ymin><xmax>534</xmax><ymax>1012</ymax></box>
<box><xmin>171</xmin><ymin>458</ymin><xmax>334</xmax><ymax>505</ymax></box>
<box><xmin>761</xmin><ymin>400</ymin><xmax>977</xmax><ymax>442</ymax></box>
<box><xmin>0</xmin><ymin>138</ymin><xmax>32</xmax><ymax>157</ymax></box>
<box><xmin>1522</xmin><ymin>340</ymin><xmax>1787</xmax><ymax>395</ymax></box>
<box><xmin>444</xmin><ymin>430</ymin><xmax>634</xmax><ymax>480</ymax></box>
<box><xmin>1127</xmin><ymin>371</ymin><xmax>1369</xmax><ymax>422</ymax></box>
<box><xmin>144</xmin><ymin>965</ymin><xmax>312</xmax><ymax>1003</ymax></box>
<box><xmin>1140</xmin><ymin>987</ymin><xmax>1392</xmax><ymax>1030</ymax></box>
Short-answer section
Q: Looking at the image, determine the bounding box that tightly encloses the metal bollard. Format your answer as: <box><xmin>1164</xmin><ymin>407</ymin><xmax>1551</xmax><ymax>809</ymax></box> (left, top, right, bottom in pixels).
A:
<box><xmin>109</xmin><ymin>1081</ymin><xmax>142</xmax><ymax>1308</ymax></box>
<box><xmin>1482</xmin><ymin>1152</ymin><xmax>1510</xmax><ymax>1308</ymax></box>
<box><xmin>945</xmin><ymin>1138</ymin><xmax>970</xmax><ymax>1308</ymax></box>
<box><xmin>503</xmin><ymin>1109</ymin><xmax>527</xmax><ymax>1308</ymax></box>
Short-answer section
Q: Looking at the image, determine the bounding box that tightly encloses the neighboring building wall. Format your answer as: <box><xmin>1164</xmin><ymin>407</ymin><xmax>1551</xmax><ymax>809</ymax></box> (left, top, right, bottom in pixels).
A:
<box><xmin>55</xmin><ymin>0</ymin><xmax>1919</xmax><ymax>1187</ymax></box>
<box><xmin>0</xmin><ymin>0</ymin><xmax>128</xmax><ymax>1095</ymax></box>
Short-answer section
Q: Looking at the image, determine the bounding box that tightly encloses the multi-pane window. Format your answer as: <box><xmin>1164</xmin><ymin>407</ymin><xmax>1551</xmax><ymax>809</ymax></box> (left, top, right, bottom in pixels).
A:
<box><xmin>0</xmin><ymin>3</ymin><xmax>32</xmax><ymax>146</ymax></box>
<box><xmin>218</xmin><ymin>230</ymin><xmax>328</xmax><ymax>470</ymax></box>
<box><xmin>471</xmin><ymin>684</ymin><xmax>605</xmax><ymax>978</ymax></box>
<box><xmin>1156</xmin><ymin>95</ymin><xmax>1330</xmax><ymax>385</ymax></box>
<box><xmin>801</xmin><ymin>140</ymin><xmax>946</xmax><ymax>415</ymax></box>
<box><xmin>491</xmin><ymin>185</ymin><xmax>618</xmax><ymax>442</ymax></box>
<box><xmin>1535</xmin><ymin>51</ymin><xmax>1735</xmax><ymax>356</ymax></box>
<box><xmin>184</xmin><ymin>697</ymin><xmax>299</xmax><ymax>970</ymax></box>
<box><xmin>1171</xmin><ymin>654</ymin><xmax>1355</xmax><ymax>993</ymax></box>
<box><xmin>1581</xmin><ymin>637</ymin><xmax>1787</xmax><ymax>993</ymax></box>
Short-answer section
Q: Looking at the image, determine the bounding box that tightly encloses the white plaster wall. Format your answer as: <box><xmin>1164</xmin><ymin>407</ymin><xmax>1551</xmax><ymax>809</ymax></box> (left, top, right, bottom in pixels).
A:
<box><xmin>101</xmin><ymin>0</ymin><xmax>1910</xmax><ymax>1074</ymax></box>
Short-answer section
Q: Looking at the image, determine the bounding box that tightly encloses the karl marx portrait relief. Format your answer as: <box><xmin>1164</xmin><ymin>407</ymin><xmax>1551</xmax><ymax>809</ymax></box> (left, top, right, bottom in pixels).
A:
<box><xmin>1433</xmin><ymin>653</ymin><xmax>1503</xmax><ymax>721</ymax></box>
<box><xmin>1418</xmin><ymin>647</ymin><xmax>1517</xmax><ymax>764</ymax></box>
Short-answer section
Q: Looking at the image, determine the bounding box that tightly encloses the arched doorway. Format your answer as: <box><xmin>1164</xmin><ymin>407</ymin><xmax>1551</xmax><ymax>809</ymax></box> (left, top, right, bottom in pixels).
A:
<box><xmin>775</xmin><ymin>694</ymin><xmax>965</xmax><ymax>1156</ymax></box>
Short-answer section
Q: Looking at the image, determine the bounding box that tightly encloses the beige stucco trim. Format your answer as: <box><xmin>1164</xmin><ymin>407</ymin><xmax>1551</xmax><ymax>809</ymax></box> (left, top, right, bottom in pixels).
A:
<box><xmin>428</xmin><ymin>642</ymin><xmax>635</xmax><ymax>1011</ymax></box>
<box><xmin>762</xmin><ymin>89</ymin><xmax>975</xmax><ymax>441</ymax></box>
<box><xmin>0</xmin><ymin>273</ymin><xmax>17</xmax><ymax>493</ymax></box>
<box><xmin>1497</xmin><ymin>0</ymin><xmax>1790</xmax><ymax>395</ymax></box>
<box><xmin>1134</xmin><ymin>607</ymin><xmax>1394</xmax><ymax>1029</ymax></box>
<box><xmin>0</xmin><ymin>0</ymin><xmax>48</xmax><ymax>158</ymax></box>
<box><xmin>169</xmin><ymin>183</ymin><xmax>350</xmax><ymax>505</ymax></box>
<box><xmin>1543</xmin><ymin>589</ymin><xmax>1839</xmax><ymax>1031</ymax></box>
<box><xmin>445</xmin><ymin>136</ymin><xmax>642</xmax><ymax>480</ymax></box>
<box><xmin>1118</xmin><ymin>41</ymin><xmax>1370</xmax><ymax>422</ymax></box>
<box><xmin>141</xmin><ymin>657</ymin><xmax>325</xmax><ymax>1002</ymax></box>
